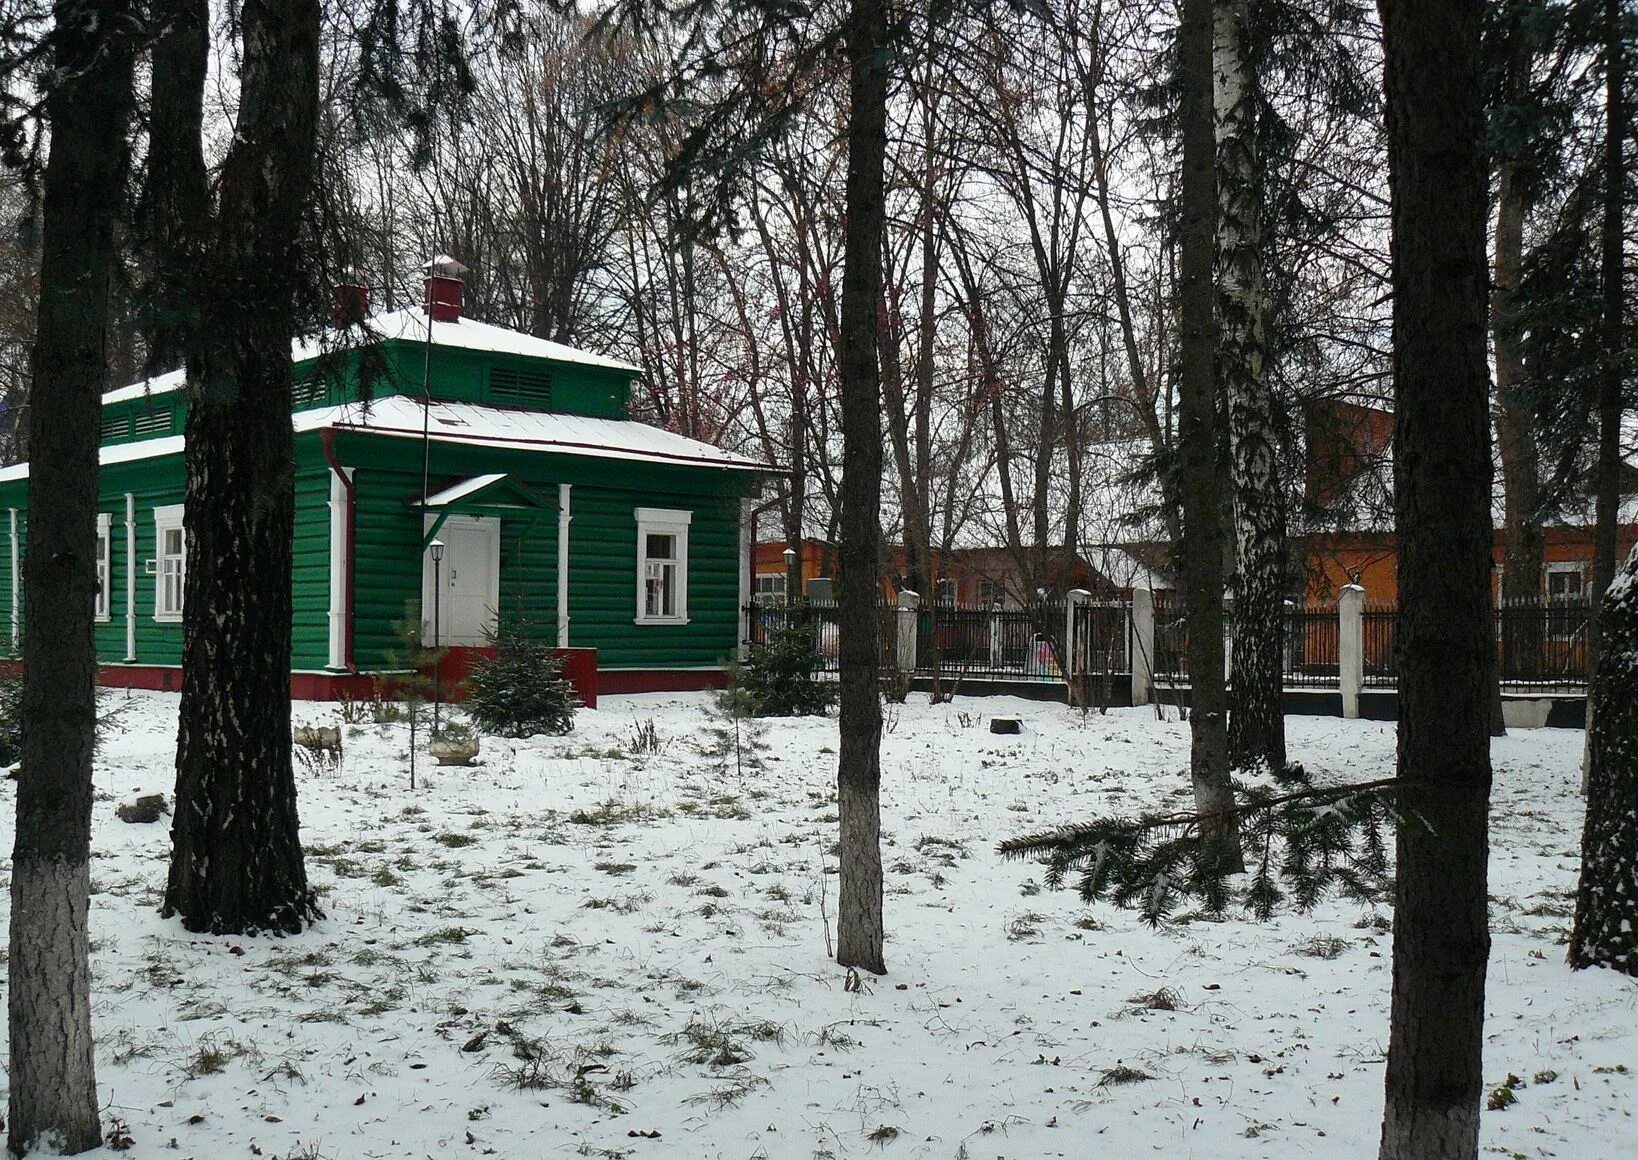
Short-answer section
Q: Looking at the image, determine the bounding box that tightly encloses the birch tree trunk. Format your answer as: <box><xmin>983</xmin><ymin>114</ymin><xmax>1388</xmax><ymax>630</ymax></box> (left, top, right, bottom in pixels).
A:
<box><xmin>1376</xmin><ymin>2</ymin><xmax>1494</xmax><ymax>1156</ymax></box>
<box><xmin>835</xmin><ymin>0</ymin><xmax>889</xmax><ymax>976</ymax></box>
<box><xmin>162</xmin><ymin>0</ymin><xmax>322</xmax><ymax>935</ymax></box>
<box><xmin>7</xmin><ymin>2</ymin><xmax>135</xmax><ymax>1153</ymax></box>
<box><xmin>1570</xmin><ymin>542</ymin><xmax>1638</xmax><ymax>974</ymax></box>
<box><xmin>1215</xmin><ymin>0</ymin><xmax>1287</xmax><ymax>774</ymax></box>
<box><xmin>1179</xmin><ymin>0</ymin><xmax>1241</xmax><ymax>867</ymax></box>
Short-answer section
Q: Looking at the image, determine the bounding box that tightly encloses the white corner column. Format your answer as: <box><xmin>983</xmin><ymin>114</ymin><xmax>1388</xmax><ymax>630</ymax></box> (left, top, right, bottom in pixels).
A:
<box><xmin>557</xmin><ymin>484</ymin><xmax>572</xmax><ymax>648</ymax></box>
<box><xmin>896</xmin><ymin>590</ymin><xmax>920</xmax><ymax>674</ymax></box>
<box><xmin>1130</xmin><ymin>587</ymin><xmax>1155</xmax><ymax>705</ymax></box>
<box><xmin>1338</xmin><ymin>583</ymin><xmax>1365</xmax><ymax>720</ymax></box>
<box><xmin>326</xmin><ymin>468</ymin><xmax>352</xmax><ymax>669</ymax></box>
<box><xmin>124</xmin><ymin>493</ymin><xmax>136</xmax><ymax>661</ymax></box>
<box><xmin>8</xmin><ymin>508</ymin><xmax>17</xmax><ymax>654</ymax></box>
<box><xmin>737</xmin><ymin>497</ymin><xmax>753</xmax><ymax>660</ymax></box>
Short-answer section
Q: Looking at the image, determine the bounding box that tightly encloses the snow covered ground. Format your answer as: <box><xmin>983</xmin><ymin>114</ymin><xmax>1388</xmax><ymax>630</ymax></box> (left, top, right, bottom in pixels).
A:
<box><xmin>1</xmin><ymin>691</ymin><xmax>1633</xmax><ymax>1159</ymax></box>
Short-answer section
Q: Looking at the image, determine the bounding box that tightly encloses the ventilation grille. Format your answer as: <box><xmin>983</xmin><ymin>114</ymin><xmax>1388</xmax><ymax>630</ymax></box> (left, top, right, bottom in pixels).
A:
<box><xmin>131</xmin><ymin>410</ymin><xmax>173</xmax><ymax>436</ymax></box>
<box><xmin>101</xmin><ymin>415</ymin><xmax>130</xmax><ymax>442</ymax></box>
<box><xmin>292</xmin><ymin>375</ymin><xmax>325</xmax><ymax>407</ymax></box>
<box><xmin>489</xmin><ymin>365</ymin><xmax>553</xmax><ymax>408</ymax></box>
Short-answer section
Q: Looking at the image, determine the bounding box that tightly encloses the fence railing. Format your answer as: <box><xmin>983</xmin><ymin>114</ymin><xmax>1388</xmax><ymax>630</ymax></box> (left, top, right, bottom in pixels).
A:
<box><xmin>743</xmin><ymin>592</ymin><xmax>1593</xmax><ymax>700</ymax></box>
<box><xmin>1285</xmin><ymin>605</ymin><xmax>1340</xmax><ymax>687</ymax></box>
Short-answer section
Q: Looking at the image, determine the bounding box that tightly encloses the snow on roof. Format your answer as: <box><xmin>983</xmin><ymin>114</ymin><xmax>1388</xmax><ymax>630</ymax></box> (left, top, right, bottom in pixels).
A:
<box><xmin>100</xmin><ymin>309</ymin><xmax>640</xmax><ymax>406</ymax></box>
<box><xmin>0</xmin><ymin>397</ymin><xmax>768</xmax><ymax>482</ymax></box>
<box><xmin>1088</xmin><ymin>545</ymin><xmax>1173</xmax><ymax>591</ymax></box>
<box><xmin>324</xmin><ymin>397</ymin><xmax>767</xmax><ymax>472</ymax></box>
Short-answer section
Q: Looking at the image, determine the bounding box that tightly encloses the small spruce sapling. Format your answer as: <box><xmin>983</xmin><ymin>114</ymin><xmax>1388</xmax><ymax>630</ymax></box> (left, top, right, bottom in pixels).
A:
<box><xmin>385</xmin><ymin>601</ymin><xmax>444</xmax><ymax>789</ymax></box>
<box><xmin>702</xmin><ymin>662</ymin><xmax>769</xmax><ymax>778</ymax></box>
<box><xmin>465</xmin><ymin>614</ymin><xmax>578</xmax><ymax>737</ymax></box>
<box><xmin>741</xmin><ymin>624</ymin><xmax>834</xmax><ymax>717</ymax></box>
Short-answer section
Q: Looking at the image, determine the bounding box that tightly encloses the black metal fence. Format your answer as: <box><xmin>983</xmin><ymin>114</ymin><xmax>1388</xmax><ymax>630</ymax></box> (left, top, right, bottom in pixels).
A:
<box><xmin>744</xmin><ymin>601</ymin><xmax>896</xmax><ymax>671</ymax></box>
<box><xmin>745</xmin><ymin>595</ymin><xmax>1592</xmax><ymax>693</ymax></box>
<box><xmin>1362</xmin><ymin>603</ymin><xmax>1398</xmax><ymax>688</ymax></box>
<box><xmin>915</xmin><ymin>603</ymin><xmax>1069</xmax><ymax>681</ymax></box>
<box><xmin>1496</xmin><ymin>598</ymin><xmax>1590</xmax><ymax>691</ymax></box>
<box><xmin>745</xmin><ymin>600</ymin><xmax>1120</xmax><ymax>684</ymax></box>
<box><xmin>1285</xmin><ymin>605</ymin><xmax>1340</xmax><ymax>687</ymax></box>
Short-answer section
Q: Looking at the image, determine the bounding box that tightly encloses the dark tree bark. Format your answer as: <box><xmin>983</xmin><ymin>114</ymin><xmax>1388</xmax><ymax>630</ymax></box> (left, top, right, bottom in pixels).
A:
<box><xmin>1376</xmin><ymin>2</ymin><xmax>1494</xmax><ymax>1157</ymax></box>
<box><xmin>1216</xmin><ymin>0</ymin><xmax>1287</xmax><ymax>773</ymax></box>
<box><xmin>161</xmin><ymin>0</ymin><xmax>322</xmax><ymax>934</ymax></box>
<box><xmin>1492</xmin><ymin>158</ymin><xmax>1535</xmax><ymax>736</ymax></box>
<box><xmin>138</xmin><ymin>0</ymin><xmax>209</xmax><ymax>375</ymax></box>
<box><xmin>7</xmin><ymin>2</ymin><xmax>136</xmax><ymax>1153</ymax></box>
<box><xmin>1589</xmin><ymin>0</ymin><xmax>1626</xmax><ymax>661</ymax></box>
<box><xmin>1492</xmin><ymin>135</ymin><xmax>1543</xmax><ymax>611</ymax></box>
<box><xmin>1178</xmin><ymin>0</ymin><xmax>1240</xmax><ymax>864</ymax></box>
<box><xmin>835</xmin><ymin>0</ymin><xmax>889</xmax><ymax>976</ymax></box>
<box><xmin>1570</xmin><ymin>542</ymin><xmax>1638</xmax><ymax>974</ymax></box>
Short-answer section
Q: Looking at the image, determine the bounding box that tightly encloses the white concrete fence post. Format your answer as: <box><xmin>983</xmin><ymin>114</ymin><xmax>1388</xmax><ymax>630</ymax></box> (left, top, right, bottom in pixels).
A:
<box><xmin>988</xmin><ymin>602</ymin><xmax>1003</xmax><ymax>669</ymax></box>
<box><xmin>1131</xmin><ymin>587</ymin><xmax>1155</xmax><ymax>705</ymax></box>
<box><xmin>1065</xmin><ymin>588</ymin><xmax>1092</xmax><ymax>681</ymax></box>
<box><xmin>1338</xmin><ymin>584</ymin><xmax>1365</xmax><ymax>720</ymax></box>
<box><xmin>896</xmin><ymin>590</ymin><xmax>920</xmax><ymax>674</ymax></box>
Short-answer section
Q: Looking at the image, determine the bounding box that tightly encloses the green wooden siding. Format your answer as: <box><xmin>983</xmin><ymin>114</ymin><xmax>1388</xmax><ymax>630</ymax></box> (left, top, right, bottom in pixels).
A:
<box><xmin>1</xmin><ymin>416</ymin><xmax>754</xmax><ymax>677</ymax></box>
<box><xmin>98</xmin><ymin>336</ymin><xmax>635</xmax><ymax>450</ymax></box>
<box><xmin>0</xmin><ymin>439</ymin><xmax>337</xmax><ymax>670</ymax></box>
<box><xmin>565</xmin><ymin>489</ymin><xmax>741</xmax><ymax>669</ymax></box>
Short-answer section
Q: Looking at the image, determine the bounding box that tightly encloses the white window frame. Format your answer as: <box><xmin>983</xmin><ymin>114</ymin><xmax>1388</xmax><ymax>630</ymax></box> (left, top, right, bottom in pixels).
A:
<box><xmin>94</xmin><ymin>513</ymin><xmax>112</xmax><ymax>622</ymax></box>
<box><xmin>1544</xmin><ymin>561</ymin><xmax>1585</xmax><ymax>601</ymax></box>
<box><xmin>635</xmin><ymin>507</ymin><xmax>691</xmax><ymax>625</ymax></box>
<box><xmin>152</xmin><ymin>504</ymin><xmax>185</xmax><ymax>623</ymax></box>
<box><xmin>753</xmin><ymin>572</ymin><xmax>786</xmax><ymax>604</ymax></box>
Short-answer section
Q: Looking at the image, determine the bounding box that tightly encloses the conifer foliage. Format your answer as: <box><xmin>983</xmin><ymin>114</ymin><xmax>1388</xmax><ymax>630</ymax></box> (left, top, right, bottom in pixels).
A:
<box><xmin>702</xmin><ymin>663</ymin><xmax>770</xmax><ymax>778</ymax></box>
<box><xmin>464</xmin><ymin>617</ymin><xmax>579</xmax><ymax>738</ymax></box>
<box><xmin>1000</xmin><ymin>766</ymin><xmax>1400</xmax><ymax>927</ymax></box>
<box><xmin>740</xmin><ymin>625</ymin><xmax>835</xmax><ymax>717</ymax></box>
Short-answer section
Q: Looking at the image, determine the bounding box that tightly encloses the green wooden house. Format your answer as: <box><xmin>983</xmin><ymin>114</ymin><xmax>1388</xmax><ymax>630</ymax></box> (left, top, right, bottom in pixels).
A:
<box><xmin>0</xmin><ymin>275</ymin><xmax>766</xmax><ymax>704</ymax></box>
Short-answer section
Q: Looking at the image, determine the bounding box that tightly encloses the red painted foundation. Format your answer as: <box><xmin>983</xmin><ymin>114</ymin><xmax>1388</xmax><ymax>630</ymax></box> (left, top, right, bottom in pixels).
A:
<box><xmin>597</xmin><ymin>668</ymin><xmax>728</xmax><ymax>695</ymax></box>
<box><xmin>92</xmin><ymin>646</ymin><xmax>603</xmax><ymax>709</ymax></box>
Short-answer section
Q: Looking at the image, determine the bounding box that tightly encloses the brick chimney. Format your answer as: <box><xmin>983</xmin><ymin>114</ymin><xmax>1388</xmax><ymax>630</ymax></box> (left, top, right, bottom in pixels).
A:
<box><xmin>333</xmin><ymin>281</ymin><xmax>368</xmax><ymax>327</ymax></box>
<box><xmin>422</xmin><ymin>254</ymin><xmax>469</xmax><ymax>323</ymax></box>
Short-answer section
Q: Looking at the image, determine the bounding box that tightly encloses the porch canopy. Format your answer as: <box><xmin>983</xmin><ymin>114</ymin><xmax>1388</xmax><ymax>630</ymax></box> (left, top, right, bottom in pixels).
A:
<box><xmin>411</xmin><ymin>472</ymin><xmax>555</xmax><ymax>549</ymax></box>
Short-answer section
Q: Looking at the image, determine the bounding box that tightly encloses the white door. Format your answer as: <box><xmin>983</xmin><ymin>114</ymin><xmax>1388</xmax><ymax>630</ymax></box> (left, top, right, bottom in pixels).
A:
<box><xmin>423</xmin><ymin>515</ymin><xmax>500</xmax><ymax>646</ymax></box>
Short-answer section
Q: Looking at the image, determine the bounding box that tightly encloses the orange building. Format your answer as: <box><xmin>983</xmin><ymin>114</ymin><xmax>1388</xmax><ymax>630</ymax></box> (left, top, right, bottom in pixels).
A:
<box><xmin>1301</xmin><ymin>525</ymin><xmax>1638</xmax><ymax>605</ymax></box>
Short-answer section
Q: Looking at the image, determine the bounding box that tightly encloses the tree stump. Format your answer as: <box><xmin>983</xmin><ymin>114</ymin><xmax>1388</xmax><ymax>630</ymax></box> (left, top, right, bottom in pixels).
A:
<box><xmin>117</xmin><ymin>792</ymin><xmax>169</xmax><ymax>824</ymax></box>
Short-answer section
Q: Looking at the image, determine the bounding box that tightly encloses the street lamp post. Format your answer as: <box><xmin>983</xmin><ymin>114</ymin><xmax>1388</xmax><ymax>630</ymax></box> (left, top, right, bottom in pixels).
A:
<box><xmin>782</xmin><ymin>546</ymin><xmax>797</xmax><ymax>607</ymax></box>
<box><xmin>430</xmin><ymin>538</ymin><xmax>445</xmax><ymax>734</ymax></box>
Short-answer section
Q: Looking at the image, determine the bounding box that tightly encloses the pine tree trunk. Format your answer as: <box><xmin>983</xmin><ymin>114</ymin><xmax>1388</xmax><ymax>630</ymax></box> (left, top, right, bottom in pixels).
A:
<box><xmin>7</xmin><ymin>3</ymin><xmax>135</xmax><ymax>1153</ymax></box>
<box><xmin>1376</xmin><ymin>2</ymin><xmax>1494</xmax><ymax>1157</ymax></box>
<box><xmin>835</xmin><ymin>0</ymin><xmax>889</xmax><ymax>976</ymax></box>
<box><xmin>1589</xmin><ymin>0</ymin><xmax>1626</xmax><ymax>664</ymax></box>
<box><xmin>1493</xmin><ymin>172</ymin><xmax>1542</xmax><ymax>607</ymax></box>
<box><xmin>163</xmin><ymin>0</ymin><xmax>322</xmax><ymax>935</ymax></box>
<box><xmin>1570</xmin><ymin>543</ymin><xmax>1638</xmax><ymax>973</ymax></box>
<box><xmin>1179</xmin><ymin>0</ymin><xmax>1241</xmax><ymax>865</ymax></box>
<box><xmin>1215</xmin><ymin>0</ymin><xmax>1287</xmax><ymax>774</ymax></box>
<box><xmin>139</xmin><ymin>0</ymin><xmax>209</xmax><ymax>376</ymax></box>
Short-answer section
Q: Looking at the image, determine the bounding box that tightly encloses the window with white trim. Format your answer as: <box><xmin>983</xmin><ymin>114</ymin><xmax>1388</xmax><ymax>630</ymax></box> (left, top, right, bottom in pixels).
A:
<box><xmin>153</xmin><ymin>504</ymin><xmax>185</xmax><ymax>622</ymax></box>
<box><xmin>1545</xmin><ymin>562</ymin><xmax>1584</xmax><ymax>600</ymax></box>
<box><xmin>94</xmin><ymin>513</ymin><xmax>111</xmax><ymax>622</ymax></box>
<box><xmin>753</xmin><ymin>573</ymin><xmax>786</xmax><ymax>604</ymax></box>
<box><xmin>635</xmin><ymin>507</ymin><xmax>690</xmax><ymax>624</ymax></box>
